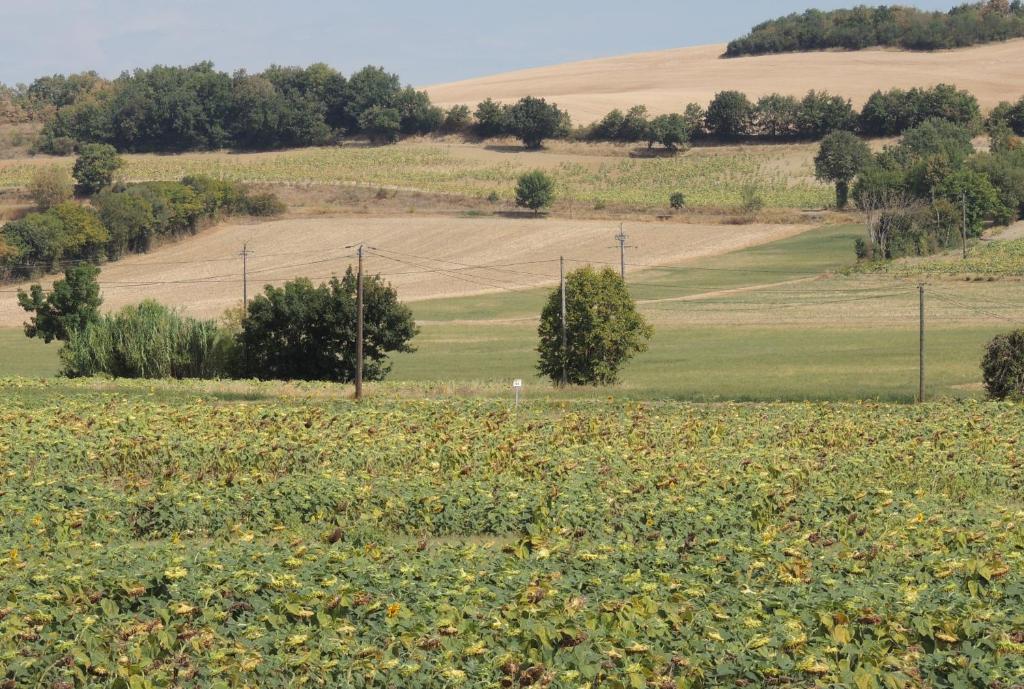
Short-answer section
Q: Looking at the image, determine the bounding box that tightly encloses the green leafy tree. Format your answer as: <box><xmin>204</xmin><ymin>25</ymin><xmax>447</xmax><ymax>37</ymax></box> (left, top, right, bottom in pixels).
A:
<box><xmin>72</xmin><ymin>143</ymin><xmax>123</xmax><ymax>195</ymax></box>
<box><xmin>936</xmin><ymin>168</ymin><xmax>1006</xmax><ymax>237</ymax></box>
<box><xmin>537</xmin><ymin>266</ymin><xmax>652</xmax><ymax>385</ymax></box>
<box><xmin>358</xmin><ymin>106</ymin><xmax>402</xmax><ymax>144</ymax></box>
<box><xmin>648</xmin><ymin>113</ymin><xmax>691</xmax><ymax>150</ymax></box>
<box><xmin>515</xmin><ymin>170</ymin><xmax>555</xmax><ymax>213</ymax></box>
<box><xmin>17</xmin><ymin>263</ymin><xmax>102</xmax><ymax>343</ymax></box>
<box><xmin>240</xmin><ymin>270</ymin><xmax>417</xmax><ymax>382</ymax></box>
<box><xmin>814</xmin><ymin>131</ymin><xmax>872</xmax><ymax>209</ymax></box>
<box><xmin>982</xmin><ymin>329</ymin><xmax>1024</xmax><ymax>400</ymax></box>
<box><xmin>28</xmin><ymin>165</ymin><xmax>74</xmax><ymax>210</ymax></box>
<box><xmin>474</xmin><ymin>98</ymin><xmax>509</xmax><ymax>138</ymax></box>
<box><xmin>754</xmin><ymin>93</ymin><xmax>800</xmax><ymax>139</ymax></box>
<box><xmin>618</xmin><ymin>105</ymin><xmax>651</xmax><ymax>142</ymax></box>
<box><xmin>506</xmin><ymin>97</ymin><xmax>566</xmax><ymax>149</ymax></box>
<box><xmin>706</xmin><ymin>91</ymin><xmax>754</xmax><ymax>140</ymax></box>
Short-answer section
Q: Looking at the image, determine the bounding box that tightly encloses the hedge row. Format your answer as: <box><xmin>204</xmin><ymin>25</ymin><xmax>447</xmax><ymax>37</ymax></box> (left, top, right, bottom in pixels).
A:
<box><xmin>0</xmin><ymin>176</ymin><xmax>283</xmax><ymax>278</ymax></box>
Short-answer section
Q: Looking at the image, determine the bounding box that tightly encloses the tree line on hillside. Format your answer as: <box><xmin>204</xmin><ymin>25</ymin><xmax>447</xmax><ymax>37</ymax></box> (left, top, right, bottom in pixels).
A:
<box><xmin>1</xmin><ymin>57</ymin><xmax>1011</xmax><ymax>154</ymax></box>
<box><xmin>0</xmin><ymin>144</ymin><xmax>284</xmax><ymax>279</ymax></box>
<box><xmin>579</xmin><ymin>84</ymin><xmax>982</xmax><ymax>146</ymax></box>
<box><xmin>14</xmin><ymin>63</ymin><xmax>451</xmax><ymax>153</ymax></box>
<box><xmin>726</xmin><ymin>1</ymin><xmax>1024</xmax><ymax>57</ymax></box>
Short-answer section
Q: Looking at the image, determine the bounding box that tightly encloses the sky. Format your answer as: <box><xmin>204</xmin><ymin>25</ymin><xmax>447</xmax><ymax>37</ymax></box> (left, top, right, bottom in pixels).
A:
<box><xmin>0</xmin><ymin>0</ymin><xmax>959</xmax><ymax>87</ymax></box>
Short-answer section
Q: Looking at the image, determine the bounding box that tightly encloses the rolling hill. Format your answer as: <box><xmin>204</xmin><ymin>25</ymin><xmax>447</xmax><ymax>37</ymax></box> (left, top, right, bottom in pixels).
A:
<box><xmin>425</xmin><ymin>40</ymin><xmax>1024</xmax><ymax>123</ymax></box>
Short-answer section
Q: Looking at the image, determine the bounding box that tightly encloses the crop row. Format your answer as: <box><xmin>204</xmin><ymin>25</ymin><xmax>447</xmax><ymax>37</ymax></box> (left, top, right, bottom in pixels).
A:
<box><xmin>0</xmin><ymin>390</ymin><xmax>1021</xmax><ymax>687</ymax></box>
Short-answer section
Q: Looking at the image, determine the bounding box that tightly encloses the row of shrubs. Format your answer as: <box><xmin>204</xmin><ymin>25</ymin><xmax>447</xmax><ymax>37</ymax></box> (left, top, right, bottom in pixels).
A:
<box><xmin>14</xmin><ymin>59</ymin><xmax>1013</xmax><ymax>154</ymax></box>
<box><xmin>726</xmin><ymin>1</ymin><xmax>1024</xmax><ymax>57</ymax></box>
<box><xmin>582</xmin><ymin>84</ymin><xmax>985</xmax><ymax>145</ymax></box>
<box><xmin>0</xmin><ymin>175</ymin><xmax>284</xmax><ymax>278</ymax></box>
<box><xmin>465</xmin><ymin>84</ymin><xmax>994</xmax><ymax>150</ymax></box>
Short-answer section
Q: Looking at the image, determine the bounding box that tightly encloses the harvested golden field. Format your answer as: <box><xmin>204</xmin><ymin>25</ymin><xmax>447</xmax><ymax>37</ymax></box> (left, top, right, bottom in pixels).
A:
<box><xmin>425</xmin><ymin>40</ymin><xmax>1024</xmax><ymax>123</ymax></box>
<box><xmin>0</xmin><ymin>215</ymin><xmax>807</xmax><ymax>326</ymax></box>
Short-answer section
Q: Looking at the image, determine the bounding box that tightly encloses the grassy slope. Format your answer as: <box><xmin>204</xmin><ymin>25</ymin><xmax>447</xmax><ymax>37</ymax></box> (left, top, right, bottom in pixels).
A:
<box><xmin>395</xmin><ymin>224</ymin><xmax>1010</xmax><ymax>401</ymax></box>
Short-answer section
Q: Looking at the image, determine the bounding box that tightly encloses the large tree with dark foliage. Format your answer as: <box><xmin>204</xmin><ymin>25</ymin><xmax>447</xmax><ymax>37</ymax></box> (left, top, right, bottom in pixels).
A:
<box><xmin>705</xmin><ymin>91</ymin><xmax>754</xmax><ymax>140</ymax></box>
<box><xmin>506</xmin><ymin>97</ymin><xmax>568</xmax><ymax>149</ymax></box>
<box><xmin>240</xmin><ymin>271</ymin><xmax>417</xmax><ymax>382</ymax></box>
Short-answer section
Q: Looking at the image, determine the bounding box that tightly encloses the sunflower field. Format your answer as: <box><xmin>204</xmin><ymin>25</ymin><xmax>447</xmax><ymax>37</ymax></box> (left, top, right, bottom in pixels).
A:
<box><xmin>0</xmin><ymin>383</ymin><xmax>1022</xmax><ymax>688</ymax></box>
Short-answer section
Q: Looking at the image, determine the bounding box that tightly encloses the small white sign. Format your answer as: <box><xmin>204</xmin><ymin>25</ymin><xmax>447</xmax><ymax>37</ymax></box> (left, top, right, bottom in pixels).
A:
<box><xmin>512</xmin><ymin>379</ymin><xmax>523</xmax><ymax>389</ymax></box>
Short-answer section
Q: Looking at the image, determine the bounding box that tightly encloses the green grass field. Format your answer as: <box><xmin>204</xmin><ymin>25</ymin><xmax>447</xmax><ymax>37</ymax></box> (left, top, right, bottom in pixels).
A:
<box><xmin>2</xmin><ymin>223</ymin><xmax>1021</xmax><ymax>401</ymax></box>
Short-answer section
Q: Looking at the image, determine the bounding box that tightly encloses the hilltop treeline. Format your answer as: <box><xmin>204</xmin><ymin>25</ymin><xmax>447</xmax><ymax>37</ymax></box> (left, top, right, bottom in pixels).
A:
<box><xmin>0</xmin><ymin>175</ymin><xmax>282</xmax><ymax>279</ymax></box>
<box><xmin>726</xmin><ymin>1</ymin><xmax>1024</xmax><ymax>57</ymax></box>
<box><xmin>578</xmin><ymin>84</ymin><xmax>981</xmax><ymax>145</ymax></box>
<box><xmin>13</xmin><ymin>63</ymin><xmax>455</xmax><ymax>154</ymax></box>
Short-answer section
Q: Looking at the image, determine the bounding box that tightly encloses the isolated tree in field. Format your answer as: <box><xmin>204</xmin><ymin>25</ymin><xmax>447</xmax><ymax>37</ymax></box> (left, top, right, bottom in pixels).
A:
<box><xmin>72</xmin><ymin>143</ymin><xmax>123</xmax><ymax>196</ymax></box>
<box><xmin>358</xmin><ymin>106</ymin><xmax>402</xmax><ymax>144</ymax></box>
<box><xmin>537</xmin><ymin>266</ymin><xmax>653</xmax><ymax>385</ymax></box>
<box><xmin>240</xmin><ymin>270</ymin><xmax>417</xmax><ymax>382</ymax></box>
<box><xmin>705</xmin><ymin>91</ymin><xmax>754</xmax><ymax>140</ymax></box>
<box><xmin>507</xmin><ymin>97</ymin><xmax>566</xmax><ymax>149</ymax></box>
<box><xmin>814</xmin><ymin>131</ymin><xmax>871</xmax><ymax>209</ymax></box>
<box><xmin>28</xmin><ymin>165</ymin><xmax>74</xmax><ymax>210</ymax></box>
<box><xmin>17</xmin><ymin>263</ymin><xmax>102</xmax><ymax>343</ymax></box>
<box><xmin>515</xmin><ymin>170</ymin><xmax>555</xmax><ymax>213</ymax></box>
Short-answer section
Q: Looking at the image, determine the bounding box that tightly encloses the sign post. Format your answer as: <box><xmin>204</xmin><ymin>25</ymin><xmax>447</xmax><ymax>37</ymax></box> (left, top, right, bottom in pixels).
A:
<box><xmin>513</xmin><ymin>379</ymin><xmax>523</xmax><ymax>409</ymax></box>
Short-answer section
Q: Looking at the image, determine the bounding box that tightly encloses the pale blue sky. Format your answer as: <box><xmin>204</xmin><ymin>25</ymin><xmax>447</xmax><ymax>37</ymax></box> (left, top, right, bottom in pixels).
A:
<box><xmin>0</xmin><ymin>0</ymin><xmax>957</xmax><ymax>86</ymax></box>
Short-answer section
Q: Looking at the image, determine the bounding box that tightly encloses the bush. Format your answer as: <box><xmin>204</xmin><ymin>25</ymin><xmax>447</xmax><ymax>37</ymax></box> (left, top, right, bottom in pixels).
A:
<box><xmin>474</xmin><ymin>98</ymin><xmax>509</xmax><ymax>138</ymax></box>
<box><xmin>982</xmin><ymin>329</ymin><xmax>1024</xmax><ymax>400</ymax></box>
<box><xmin>442</xmin><ymin>105</ymin><xmax>471</xmax><ymax>134</ymax></box>
<box><xmin>537</xmin><ymin>266</ymin><xmax>653</xmax><ymax>385</ymax></box>
<box><xmin>94</xmin><ymin>189</ymin><xmax>155</xmax><ymax>257</ymax></box>
<box><xmin>515</xmin><ymin>170</ymin><xmax>555</xmax><ymax>213</ymax></box>
<box><xmin>740</xmin><ymin>184</ymin><xmax>765</xmax><ymax>213</ymax></box>
<box><xmin>240</xmin><ymin>271</ymin><xmax>417</xmax><ymax>382</ymax></box>
<box><xmin>358</xmin><ymin>106</ymin><xmax>402</xmax><ymax>144</ymax></box>
<box><xmin>28</xmin><ymin>165</ymin><xmax>74</xmax><ymax>210</ymax></box>
<box><xmin>670</xmin><ymin>192</ymin><xmax>686</xmax><ymax>210</ymax></box>
<box><xmin>240</xmin><ymin>192</ymin><xmax>287</xmax><ymax>217</ymax></box>
<box><xmin>61</xmin><ymin>300</ymin><xmax>234</xmax><ymax>379</ymax></box>
<box><xmin>72</xmin><ymin>143</ymin><xmax>122</xmax><ymax>196</ymax></box>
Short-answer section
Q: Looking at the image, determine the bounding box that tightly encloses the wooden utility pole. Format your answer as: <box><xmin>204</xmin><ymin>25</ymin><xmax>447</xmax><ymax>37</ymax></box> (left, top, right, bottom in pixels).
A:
<box><xmin>613</xmin><ymin>225</ymin><xmax>635</xmax><ymax>281</ymax></box>
<box><xmin>239</xmin><ymin>243</ymin><xmax>251</xmax><ymax>318</ymax></box>
<box><xmin>560</xmin><ymin>256</ymin><xmax>567</xmax><ymax>387</ymax></box>
<box><xmin>918</xmin><ymin>283</ymin><xmax>926</xmax><ymax>404</ymax></box>
<box><xmin>355</xmin><ymin>245</ymin><xmax>364</xmax><ymax>401</ymax></box>
<box><xmin>962</xmin><ymin>191</ymin><xmax>968</xmax><ymax>260</ymax></box>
